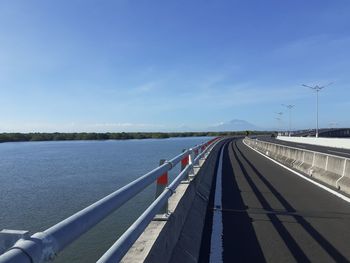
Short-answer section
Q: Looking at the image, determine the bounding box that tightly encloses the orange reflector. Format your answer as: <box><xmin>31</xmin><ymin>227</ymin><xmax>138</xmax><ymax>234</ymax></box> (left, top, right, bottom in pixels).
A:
<box><xmin>157</xmin><ymin>173</ymin><xmax>168</xmax><ymax>185</ymax></box>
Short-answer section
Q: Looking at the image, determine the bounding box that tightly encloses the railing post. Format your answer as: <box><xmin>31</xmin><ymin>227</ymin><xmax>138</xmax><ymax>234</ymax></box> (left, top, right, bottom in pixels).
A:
<box><xmin>199</xmin><ymin>145</ymin><xmax>206</xmax><ymax>166</ymax></box>
<box><xmin>205</xmin><ymin>143</ymin><xmax>210</xmax><ymax>156</ymax></box>
<box><xmin>194</xmin><ymin>148</ymin><xmax>199</xmax><ymax>161</ymax></box>
<box><xmin>181</xmin><ymin>149</ymin><xmax>190</xmax><ymax>183</ymax></box>
<box><xmin>188</xmin><ymin>149</ymin><xmax>195</xmax><ymax>180</ymax></box>
<box><xmin>0</xmin><ymin>230</ymin><xmax>30</xmax><ymax>255</ymax></box>
<box><xmin>155</xmin><ymin>159</ymin><xmax>168</xmax><ymax>215</ymax></box>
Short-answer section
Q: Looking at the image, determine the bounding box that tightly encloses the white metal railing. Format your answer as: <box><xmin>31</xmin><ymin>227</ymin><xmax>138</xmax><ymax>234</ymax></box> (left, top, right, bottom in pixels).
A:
<box><xmin>0</xmin><ymin>137</ymin><xmax>220</xmax><ymax>263</ymax></box>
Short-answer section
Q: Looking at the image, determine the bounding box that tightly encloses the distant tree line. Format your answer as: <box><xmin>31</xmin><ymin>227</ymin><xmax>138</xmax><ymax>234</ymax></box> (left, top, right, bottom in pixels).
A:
<box><xmin>0</xmin><ymin>131</ymin><xmax>268</xmax><ymax>143</ymax></box>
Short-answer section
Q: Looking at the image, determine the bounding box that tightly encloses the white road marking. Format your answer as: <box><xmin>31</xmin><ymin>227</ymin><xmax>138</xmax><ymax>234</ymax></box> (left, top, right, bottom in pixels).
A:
<box><xmin>243</xmin><ymin>140</ymin><xmax>350</xmax><ymax>203</ymax></box>
<box><xmin>328</xmin><ymin>150</ymin><xmax>350</xmax><ymax>157</ymax></box>
<box><xmin>209</xmin><ymin>144</ymin><xmax>225</xmax><ymax>263</ymax></box>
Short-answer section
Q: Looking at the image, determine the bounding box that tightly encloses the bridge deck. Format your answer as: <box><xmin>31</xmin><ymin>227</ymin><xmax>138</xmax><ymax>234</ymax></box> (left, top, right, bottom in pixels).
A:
<box><xmin>199</xmin><ymin>139</ymin><xmax>350</xmax><ymax>262</ymax></box>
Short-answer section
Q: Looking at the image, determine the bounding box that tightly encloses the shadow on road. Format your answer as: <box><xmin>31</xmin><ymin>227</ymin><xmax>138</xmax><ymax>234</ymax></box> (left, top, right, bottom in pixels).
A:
<box><xmin>221</xmin><ymin>141</ymin><xmax>266</xmax><ymax>262</ymax></box>
<box><xmin>232</xmin><ymin>141</ymin><xmax>309</xmax><ymax>262</ymax></box>
<box><xmin>235</xmin><ymin>141</ymin><xmax>348</xmax><ymax>263</ymax></box>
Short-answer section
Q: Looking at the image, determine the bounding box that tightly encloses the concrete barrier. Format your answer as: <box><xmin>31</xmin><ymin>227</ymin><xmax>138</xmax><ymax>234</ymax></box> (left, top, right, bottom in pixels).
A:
<box><xmin>337</xmin><ymin>160</ymin><xmax>350</xmax><ymax>193</ymax></box>
<box><xmin>298</xmin><ymin>151</ymin><xmax>314</xmax><ymax>175</ymax></box>
<box><xmin>293</xmin><ymin>149</ymin><xmax>304</xmax><ymax>168</ymax></box>
<box><xmin>311</xmin><ymin>154</ymin><xmax>343</xmax><ymax>186</ymax></box>
<box><xmin>277</xmin><ymin>136</ymin><xmax>350</xmax><ymax>150</ymax></box>
<box><xmin>244</xmin><ymin>138</ymin><xmax>350</xmax><ymax>195</ymax></box>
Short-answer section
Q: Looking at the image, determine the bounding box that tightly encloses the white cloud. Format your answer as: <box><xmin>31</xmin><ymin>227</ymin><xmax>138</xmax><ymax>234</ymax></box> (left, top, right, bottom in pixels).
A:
<box><xmin>92</xmin><ymin>122</ymin><xmax>165</xmax><ymax>129</ymax></box>
<box><xmin>175</xmin><ymin>83</ymin><xmax>308</xmax><ymax>109</ymax></box>
<box><xmin>132</xmin><ymin>82</ymin><xmax>158</xmax><ymax>93</ymax></box>
<box><xmin>272</xmin><ymin>34</ymin><xmax>350</xmax><ymax>62</ymax></box>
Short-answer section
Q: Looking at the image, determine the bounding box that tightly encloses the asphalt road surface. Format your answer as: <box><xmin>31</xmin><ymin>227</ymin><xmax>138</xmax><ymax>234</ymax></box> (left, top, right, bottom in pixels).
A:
<box><xmin>259</xmin><ymin>136</ymin><xmax>350</xmax><ymax>159</ymax></box>
<box><xmin>199</xmin><ymin>138</ymin><xmax>350</xmax><ymax>262</ymax></box>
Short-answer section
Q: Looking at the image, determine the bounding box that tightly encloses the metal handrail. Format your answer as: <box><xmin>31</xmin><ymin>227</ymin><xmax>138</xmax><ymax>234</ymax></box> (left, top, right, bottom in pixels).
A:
<box><xmin>97</xmin><ymin>139</ymin><xmax>220</xmax><ymax>263</ymax></box>
<box><xmin>0</xmin><ymin>138</ymin><xmax>219</xmax><ymax>263</ymax></box>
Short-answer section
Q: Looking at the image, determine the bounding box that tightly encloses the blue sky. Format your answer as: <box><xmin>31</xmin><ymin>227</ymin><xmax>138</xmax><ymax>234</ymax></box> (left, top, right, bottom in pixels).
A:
<box><xmin>1</xmin><ymin>0</ymin><xmax>349</xmax><ymax>132</ymax></box>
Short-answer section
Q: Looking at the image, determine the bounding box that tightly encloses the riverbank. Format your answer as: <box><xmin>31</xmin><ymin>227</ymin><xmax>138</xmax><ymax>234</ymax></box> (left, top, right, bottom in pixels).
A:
<box><xmin>0</xmin><ymin>131</ymin><xmax>267</xmax><ymax>143</ymax></box>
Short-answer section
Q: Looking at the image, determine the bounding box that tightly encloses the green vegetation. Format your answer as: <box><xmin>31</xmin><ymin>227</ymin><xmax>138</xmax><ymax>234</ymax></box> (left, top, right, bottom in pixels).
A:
<box><xmin>0</xmin><ymin>131</ymin><xmax>268</xmax><ymax>143</ymax></box>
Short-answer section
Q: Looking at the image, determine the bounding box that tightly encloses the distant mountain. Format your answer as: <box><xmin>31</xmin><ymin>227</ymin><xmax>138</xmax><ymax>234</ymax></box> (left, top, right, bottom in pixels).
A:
<box><xmin>209</xmin><ymin>119</ymin><xmax>260</xmax><ymax>131</ymax></box>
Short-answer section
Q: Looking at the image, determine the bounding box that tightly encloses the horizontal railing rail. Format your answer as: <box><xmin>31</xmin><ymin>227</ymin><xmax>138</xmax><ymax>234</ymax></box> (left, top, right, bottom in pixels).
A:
<box><xmin>97</xmin><ymin>138</ymin><xmax>221</xmax><ymax>263</ymax></box>
<box><xmin>0</xmin><ymin>137</ymin><xmax>220</xmax><ymax>263</ymax></box>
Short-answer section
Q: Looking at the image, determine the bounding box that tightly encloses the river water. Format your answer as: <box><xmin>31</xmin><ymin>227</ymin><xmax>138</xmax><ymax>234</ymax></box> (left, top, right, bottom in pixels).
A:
<box><xmin>0</xmin><ymin>137</ymin><xmax>211</xmax><ymax>262</ymax></box>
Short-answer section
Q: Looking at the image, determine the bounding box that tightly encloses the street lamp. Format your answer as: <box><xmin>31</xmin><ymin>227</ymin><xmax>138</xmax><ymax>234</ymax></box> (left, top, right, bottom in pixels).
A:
<box><xmin>275</xmin><ymin>112</ymin><xmax>283</xmax><ymax>134</ymax></box>
<box><xmin>302</xmin><ymin>83</ymin><xmax>333</xmax><ymax>138</ymax></box>
<box><xmin>275</xmin><ymin>117</ymin><xmax>281</xmax><ymax>133</ymax></box>
<box><xmin>329</xmin><ymin>122</ymin><xmax>338</xmax><ymax>129</ymax></box>
<box><xmin>281</xmin><ymin>104</ymin><xmax>295</xmax><ymax>136</ymax></box>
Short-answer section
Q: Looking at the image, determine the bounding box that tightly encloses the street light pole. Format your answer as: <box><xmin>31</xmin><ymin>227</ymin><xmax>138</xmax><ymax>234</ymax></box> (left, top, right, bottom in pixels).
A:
<box><xmin>329</xmin><ymin>122</ymin><xmax>338</xmax><ymax>129</ymax></box>
<box><xmin>317</xmin><ymin>89</ymin><xmax>319</xmax><ymax>137</ymax></box>
<box><xmin>302</xmin><ymin>83</ymin><xmax>332</xmax><ymax>138</ymax></box>
<box><xmin>281</xmin><ymin>104</ymin><xmax>295</xmax><ymax>136</ymax></box>
<box><xmin>275</xmin><ymin>117</ymin><xmax>281</xmax><ymax>133</ymax></box>
<box><xmin>275</xmin><ymin>112</ymin><xmax>283</xmax><ymax>134</ymax></box>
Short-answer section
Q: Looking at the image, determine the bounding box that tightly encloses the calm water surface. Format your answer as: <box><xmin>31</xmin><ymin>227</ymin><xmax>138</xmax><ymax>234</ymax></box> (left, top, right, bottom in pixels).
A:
<box><xmin>0</xmin><ymin>137</ymin><xmax>211</xmax><ymax>262</ymax></box>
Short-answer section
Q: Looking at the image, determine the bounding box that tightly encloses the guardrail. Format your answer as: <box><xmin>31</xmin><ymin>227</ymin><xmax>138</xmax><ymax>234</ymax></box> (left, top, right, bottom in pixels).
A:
<box><xmin>0</xmin><ymin>137</ymin><xmax>220</xmax><ymax>263</ymax></box>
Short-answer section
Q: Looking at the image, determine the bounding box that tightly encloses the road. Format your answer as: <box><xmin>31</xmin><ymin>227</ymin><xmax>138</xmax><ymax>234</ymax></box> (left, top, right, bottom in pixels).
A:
<box><xmin>259</xmin><ymin>136</ymin><xmax>350</xmax><ymax>159</ymax></box>
<box><xmin>199</xmin><ymin>138</ymin><xmax>350</xmax><ymax>262</ymax></box>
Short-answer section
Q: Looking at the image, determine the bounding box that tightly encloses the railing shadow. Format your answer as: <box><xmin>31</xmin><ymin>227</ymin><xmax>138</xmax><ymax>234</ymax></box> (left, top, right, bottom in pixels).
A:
<box><xmin>231</xmin><ymin>141</ymin><xmax>310</xmax><ymax>262</ymax></box>
<box><xmin>221</xmin><ymin>141</ymin><xmax>266</xmax><ymax>262</ymax></box>
<box><xmin>236</xmin><ymin>141</ymin><xmax>349</xmax><ymax>262</ymax></box>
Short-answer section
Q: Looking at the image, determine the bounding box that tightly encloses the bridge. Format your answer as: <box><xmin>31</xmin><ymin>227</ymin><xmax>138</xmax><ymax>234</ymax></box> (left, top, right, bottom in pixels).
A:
<box><xmin>1</xmin><ymin>137</ymin><xmax>350</xmax><ymax>262</ymax></box>
<box><xmin>285</xmin><ymin>128</ymin><xmax>350</xmax><ymax>138</ymax></box>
